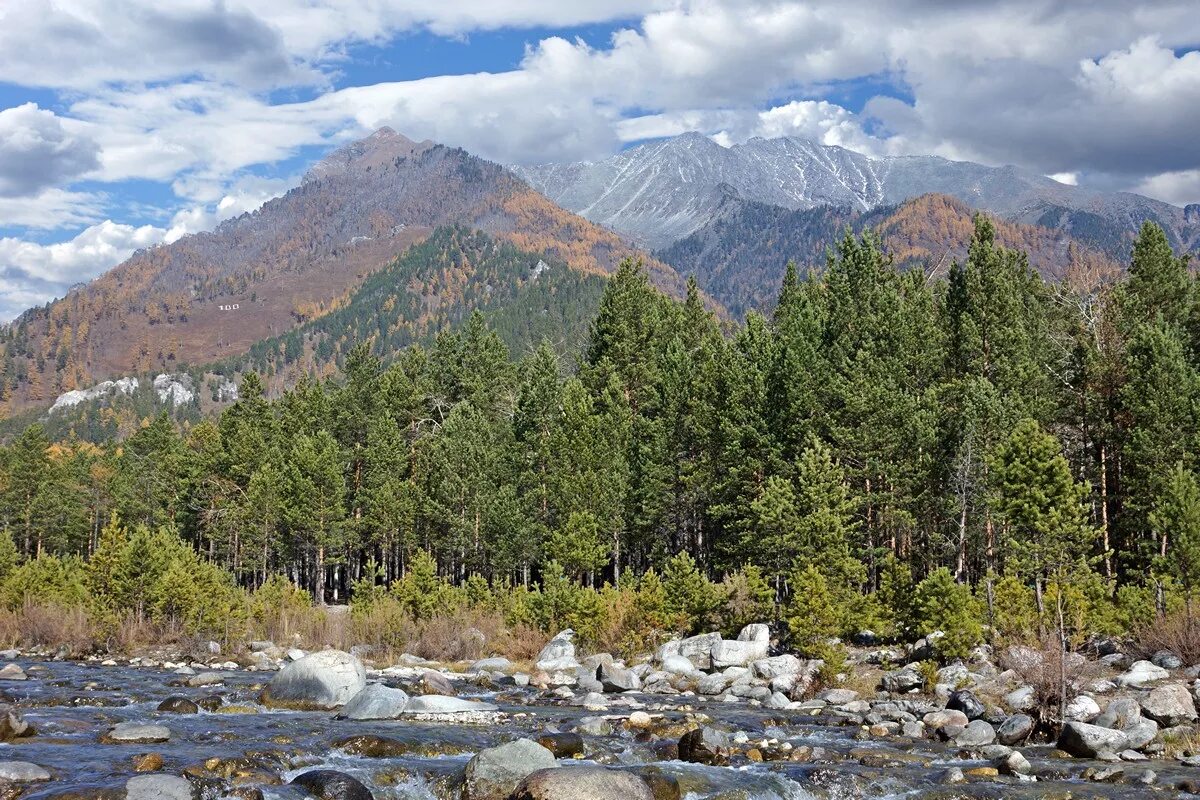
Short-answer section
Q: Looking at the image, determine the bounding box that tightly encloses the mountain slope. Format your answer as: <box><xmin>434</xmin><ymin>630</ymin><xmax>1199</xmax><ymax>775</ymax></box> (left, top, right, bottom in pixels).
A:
<box><xmin>0</xmin><ymin>129</ymin><xmax>679</xmax><ymax>418</ymax></box>
<box><xmin>658</xmin><ymin>193</ymin><xmax>1122</xmax><ymax>317</ymax></box>
<box><xmin>515</xmin><ymin>133</ymin><xmax>1200</xmax><ymax>255</ymax></box>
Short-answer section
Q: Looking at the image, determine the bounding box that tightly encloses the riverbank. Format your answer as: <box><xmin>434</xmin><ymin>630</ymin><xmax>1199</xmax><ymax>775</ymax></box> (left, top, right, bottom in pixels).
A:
<box><xmin>0</xmin><ymin>623</ymin><xmax>1196</xmax><ymax>798</ymax></box>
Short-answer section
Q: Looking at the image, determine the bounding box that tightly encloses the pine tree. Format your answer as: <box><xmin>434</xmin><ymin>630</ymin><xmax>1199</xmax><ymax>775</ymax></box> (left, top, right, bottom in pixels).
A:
<box><xmin>284</xmin><ymin>430</ymin><xmax>346</xmax><ymax>603</ymax></box>
<box><xmin>1150</xmin><ymin>463</ymin><xmax>1200</xmax><ymax>618</ymax></box>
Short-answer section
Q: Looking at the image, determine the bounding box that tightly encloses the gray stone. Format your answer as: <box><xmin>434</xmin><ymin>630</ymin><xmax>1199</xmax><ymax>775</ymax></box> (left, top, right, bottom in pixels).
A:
<box><xmin>260</xmin><ymin>650</ymin><xmax>366</xmax><ymax>710</ymax></box>
<box><xmin>954</xmin><ymin>719</ymin><xmax>995</xmax><ymax>747</ymax></box>
<box><xmin>995</xmin><ymin>750</ymin><xmax>1031</xmax><ymax>775</ymax></box>
<box><xmin>421</xmin><ymin>670</ymin><xmax>457</xmax><ymax>696</ymax></box>
<box><xmin>186</xmin><ymin>671</ymin><xmax>223</xmax><ymax>687</ymax></box>
<box><xmin>0</xmin><ymin>761</ymin><xmax>50</xmax><ymax>781</ymax></box>
<box><xmin>923</xmin><ymin>709</ymin><xmax>970</xmax><ymax>732</ymax></box>
<box><xmin>697</xmin><ymin>673</ymin><xmax>732</xmax><ymax>695</ymax></box>
<box><xmin>126</xmin><ymin>775</ymin><xmax>197</xmax><ymax>800</ymax></box>
<box><xmin>536</xmin><ymin>630</ymin><xmax>581</xmax><ymax>673</ymax></box>
<box><xmin>104</xmin><ymin>722</ymin><xmax>171</xmax><ymax>744</ymax></box>
<box><xmin>338</xmin><ymin>684</ymin><xmax>410</xmax><ymax>720</ymax></box>
<box><xmin>1096</xmin><ymin>698</ymin><xmax>1143</xmax><ymax>729</ymax></box>
<box><xmin>403</xmin><ymin>695</ymin><xmax>498</xmax><ymax>715</ymax></box>
<box><xmin>753</xmin><ymin>654</ymin><xmax>802</xmax><ymax>680</ymax></box>
<box><xmin>157</xmin><ymin>696</ymin><xmax>199</xmax><ymax>714</ymax></box>
<box><xmin>1140</xmin><ymin>683</ymin><xmax>1197</xmax><ymax>727</ymax></box>
<box><xmin>290</xmin><ymin>769</ymin><xmax>373</xmax><ymax>800</ymax></box>
<box><xmin>678</xmin><ymin>632</ymin><xmax>723</xmax><ymax>670</ymax></box>
<box><xmin>0</xmin><ymin>664</ymin><xmax>26</xmax><ymax>681</ymax></box>
<box><xmin>1004</xmin><ymin>685</ymin><xmax>1036</xmax><ymax>711</ymax></box>
<box><xmin>818</xmin><ymin>688</ymin><xmax>859</xmax><ymax>704</ymax></box>
<box><xmin>679</xmin><ymin>726</ymin><xmax>733</xmax><ymax>765</ymax></box>
<box><xmin>947</xmin><ymin>689</ymin><xmax>986</xmax><ymax>720</ymax></box>
<box><xmin>737</xmin><ymin>623</ymin><xmax>770</xmax><ymax>643</ymax></box>
<box><xmin>471</xmin><ymin>657</ymin><xmax>513</xmax><ymax>673</ymax></box>
<box><xmin>463</xmin><ymin>739</ymin><xmax>557</xmax><ymax>800</ymax></box>
<box><xmin>1116</xmin><ymin>660</ymin><xmax>1169</xmax><ymax>687</ymax></box>
<box><xmin>1121</xmin><ymin>718</ymin><xmax>1159</xmax><ymax>750</ymax></box>
<box><xmin>1058</xmin><ymin>721</ymin><xmax>1129</xmax><ymax>758</ymax></box>
<box><xmin>511</xmin><ymin>767</ymin><xmax>654</xmax><ymax>800</ymax></box>
<box><xmin>710</xmin><ymin>639</ymin><xmax>768</xmax><ymax>669</ymax></box>
<box><xmin>1152</xmin><ymin>650</ymin><xmax>1184</xmax><ymax>670</ymax></box>
<box><xmin>661</xmin><ymin>654</ymin><xmax>701</xmax><ymax>676</ymax></box>
<box><xmin>881</xmin><ymin>667</ymin><xmax>923</xmax><ymax>694</ymax></box>
<box><xmin>1066</xmin><ymin>695</ymin><xmax>1102</xmax><ymax>722</ymax></box>
<box><xmin>598</xmin><ymin>662</ymin><xmax>641</xmax><ymax>693</ymax></box>
<box><xmin>997</xmin><ymin>714</ymin><xmax>1034</xmax><ymax>745</ymax></box>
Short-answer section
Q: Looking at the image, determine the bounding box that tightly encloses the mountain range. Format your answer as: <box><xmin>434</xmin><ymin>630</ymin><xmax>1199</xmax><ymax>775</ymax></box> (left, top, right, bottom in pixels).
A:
<box><xmin>515</xmin><ymin>132</ymin><xmax>1200</xmax><ymax>256</ymax></box>
<box><xmin>1</xmin><ymin>128</ymin><xmax>1194</xmax><ymax>426</ymax></box>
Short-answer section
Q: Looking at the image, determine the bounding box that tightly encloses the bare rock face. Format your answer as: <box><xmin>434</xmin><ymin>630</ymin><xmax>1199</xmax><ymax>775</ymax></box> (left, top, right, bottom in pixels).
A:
<box><xmin>510</xmin><ymin>767</ymin><xmax>654</xmax><ymax>800</ymax></box>
<box><xmin>260</xmin><ymin>650</ymin><xmax>366</xmax><ymax>710</ymax></box>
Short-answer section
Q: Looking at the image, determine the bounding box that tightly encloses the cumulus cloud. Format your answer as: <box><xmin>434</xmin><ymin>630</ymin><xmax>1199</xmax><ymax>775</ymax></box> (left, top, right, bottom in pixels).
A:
<box><xmin>0</xmin><ymin>104</ymin><xmax>101</xmax><ymax>197</ymax></box>
<box><xmin>0</xmin><ymin>220</ymin><xmax>163</xmax><ymax>319</ymax></box>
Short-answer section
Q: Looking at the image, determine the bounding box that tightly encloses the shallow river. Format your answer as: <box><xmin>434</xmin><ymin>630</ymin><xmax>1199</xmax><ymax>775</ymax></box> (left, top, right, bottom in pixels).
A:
<box><xmin>0</xmin><ymin>659</ymin><xmax>1194</xmax><ymax>798</ymax></box>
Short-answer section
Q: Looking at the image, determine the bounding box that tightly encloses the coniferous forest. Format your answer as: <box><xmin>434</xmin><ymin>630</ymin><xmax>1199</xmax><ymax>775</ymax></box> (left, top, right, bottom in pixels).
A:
<box><xmin>0</xmin><ymin>216</ymin><xmax>1197</xmax><ymax>661</ymax></box>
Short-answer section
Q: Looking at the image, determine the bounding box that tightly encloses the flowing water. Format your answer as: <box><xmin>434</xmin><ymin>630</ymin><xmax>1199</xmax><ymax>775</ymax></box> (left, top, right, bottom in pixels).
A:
<box><xmin>0</xmin><ymin>659</ymin><xmax>1193</xmax><ymax>798</ymax></box>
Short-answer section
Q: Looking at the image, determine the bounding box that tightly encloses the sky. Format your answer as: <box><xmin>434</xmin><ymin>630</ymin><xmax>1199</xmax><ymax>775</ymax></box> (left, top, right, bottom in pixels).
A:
<box><xmin>1</xmin><ymin>0</ymin><xmax>1199</xmax><ymax>321</ymax></box>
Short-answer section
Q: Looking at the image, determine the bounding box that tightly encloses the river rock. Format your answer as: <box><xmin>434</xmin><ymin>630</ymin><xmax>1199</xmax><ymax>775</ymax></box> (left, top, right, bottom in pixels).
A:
<box><xmin>104</xmin><ymin>723</ymin><xmax>171</xmax><ymax>744</ymax></box>
<box><xmin>1004</xmin><ymin>685</ymin><xmax>1036</xmax><ymax>711</ymax></box>
<box><xmin>598</xmin><ymin>663</ymin><xmax>641</xmax><ymax>693</ymax></box>
<box><xmin>660</xmin><ymin>655</ymin><xmax>700</xmax><ymax>677</ymax></box>
<box><xmin>463</xmin><ymin>739</ymin><xmax>557</xmax><ymax>800</ymax></box>
<box><xmin>333</xmin><ymin>735</ymin><xmax>410</xmax><ymax>758</ymax></box>
<box><xmin>402</xmin><ymin>695</ymin><xmax>499</xmax><ymax>722</ymax></box>
<box><xmin>996</xmin><ymin>750</ymin><xmax>1032</xmax><ymax>775</ymax></box>
<box><xmin>710</xmin><ymin>639</ymin><xmax>768</xmax><ymax>669</ymax></box>
<box><xmin>753</xmin><ymin>655</ymin><xmax>802</xmax><ymax>680</ymax></box>
<box><xmin>260</xmin><ymin>650</ymin><xmax>365</xmax><ymax>710</ymax></box>
<box><xmin>157</xmin><ymin>696</ymin><xmax>199</xmax><ymax>714</ymax></box>
<box><xmin>511</xmin><ymin>767</ymin><xmax>654</xmax><ymax>800</ymax></box>
<box><xmin>1122</xmin><ymin>717</ymin><xmax>1159</xmax><ymax>750</ymax></box>
<box><xmin>678</xmin><ymin>633</ymin><xmax>722</xmax><ymax>670</ymax></box>
<box><xmin>997</xmin><ymin>714</ymin><xmax>1034</xmax><ymax>745</ymax></box>
<box><xmin>537</xmin><ymin>731</ymin><xmax>584</xmax><ymax>758</ymax></box>
<box><xmin>0</xmin><ymin>664</ymin><xmax>26</xmax><ymax>681</ymax></box>
<box><xmin>126</xmin><ymin>775</ymin><xmax>197</xmax><ymax>800</ymax></box>
<box><xmin>738</xmin><ymin>623</ymin><xmax>770</xmax><ymax>644</ymax></box>
<box><xmin>882</xmin><ymin>667</ymin><xmax>923</xmax><ymax>694</ymax></box>
<box><xmin>1066</xmin><ymin>695</ymin><xmax>1102</xmax><ymax>722</ymax></box>
<box><xmin>679</xmin><ymin>726</ymin><xmax>733</xmax><ymax>765</ymax></box>
<box><xmin>186</xmin><ymin>672</ymin><xmax>223</xmax><ymax>687</ymax></box>
<box><xmin>947</xmin><ymin>690</ymin><xmax>986</xmax><ymax>720</ymax></box>
<box><xmin>291</xmin><ymin>769</ymin><xmax>374</xmax><ymax>800</ymax></box>
<box><xmin>421</xmin><ymin>670</ymin><xmax>457</xmax><ymax>696</ymax></box>
<box><xmin>954</xmin><ymin>719</ymin><xmax>996</xmax><ymax>747</ymax></box>
<box><xmin>536</xmin><ymin>630</ymin><xmax>580</xmax><ymax>673</ymax></box>
<box><xmin>1140</xmin><ymin>683</ymin><xmax>1197</xmax><ymax>727</ymax></box>
<box><xmin>338</xmin><ymin>683</ymin><xmax>410</xmax><ymax>720</ymax></box>
<box><xmin>1058</xmin><ymin>721</ymin><xmax>1128</xmax><ymax>758</ymax></box>
<box><xmin>0</xmin><ymin>710</ymin><xmax>34</xmax><ymax>741</ymax></box>
<box><xmin>0</xmin><ymin>760</ymin><xmax>50</xmax><ymax>781</ymax></box>
<box><xmin>1116</xmin><ymin>660</ymin><xmax>1169</xmax><ymax>687</ymax></box>
<box><xmin>1152</xmin><ymin>650</ymin><xmax>1184</xmax><ymax>670</ymax></box>
<box><xmin>471</xmin><ymin>657</ymin><xmax>513</xmax><ymax>673</ymax></box>
<box><xmin>923</xmin><ymin>709</ymin><xmax>969</xmax><ymax>733</ymax></box>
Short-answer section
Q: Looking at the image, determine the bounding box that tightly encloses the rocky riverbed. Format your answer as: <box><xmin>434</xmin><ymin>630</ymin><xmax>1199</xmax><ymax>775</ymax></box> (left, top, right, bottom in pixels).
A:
<box><xmin>0</xmin><ymin>626</ymin><xmax>1196</xmax><ymax>798</ymax></box>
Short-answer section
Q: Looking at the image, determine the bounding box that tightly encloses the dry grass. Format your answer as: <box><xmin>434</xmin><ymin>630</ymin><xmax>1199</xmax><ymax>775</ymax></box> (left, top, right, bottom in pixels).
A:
<box><xmin>0</xmin><ymin>604</ymin><xmax>96</xmax><ymax>656</ymax></box>
<box><xmin>345</xmin><ymin>605</ymin><xmax>549</xmax><ymax>664</ymax></box>
<box><xmin>1132</xmin><ymin>608</ymin><xmax>1200</xmax><ymax>665</ymax></box>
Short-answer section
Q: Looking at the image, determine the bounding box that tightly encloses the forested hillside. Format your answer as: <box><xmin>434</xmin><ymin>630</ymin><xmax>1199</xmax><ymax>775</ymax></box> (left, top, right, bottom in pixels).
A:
<box><xmin>659</xmin><ymin>193</ymin><xmax>1120</xmax><ymax>317</ymax></box>
<box><xmin>0</xmin><ymin>216</ymin><xmax>1196</xmax><ymax>660</ymax></box>
<box><xmin>0</xmin><ymin>129</ymin><xmax>674</xmax><ymax>419</ymax></box>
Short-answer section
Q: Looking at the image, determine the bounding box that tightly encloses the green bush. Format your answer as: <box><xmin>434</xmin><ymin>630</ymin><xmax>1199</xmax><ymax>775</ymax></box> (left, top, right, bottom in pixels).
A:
<box><xmin>912</xmin><ymin>567</ymin><xmax>982</xmax><ymax>662</ymax></box>
<box><xmin>2</xmin><ymin>555</ymin><xmax>90</xmax><ymax>610</ymax></box>
<box><xmin>786</xmin><ymin>565</ymin><xmax>844</xmax><ymax>655</ymax></box>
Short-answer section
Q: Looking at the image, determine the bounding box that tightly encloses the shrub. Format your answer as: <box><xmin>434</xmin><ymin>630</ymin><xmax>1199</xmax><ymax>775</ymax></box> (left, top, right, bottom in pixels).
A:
<box><xmin>716</xmin><ymin>564</ymin><xmax>774</xmax><ymax>636</ymax></box>
<box><xmin>152</xmin><ymin>556</ymin><xmax>247</xmax><ymax>639</ymax></box>
<box><xmin>250</xmin><ymin>574</ymin><xmax>314</xmax><ymax>642</ymax></box>
<box><xmin>786</xmin><ymin>565</ymin><xmax>844</xmax><ymax>656</ymax></box>
<box><xmin>2</xmin><ymin>555</ymin><xmax>90</xmax><ymax>610</ymax></box>
<box><xmin>662</xmin><ymin>552</ymin><xmax>721</xmax><ymax>633</ymax></box>
<box><xmin>912</xmin><ymin>567</ymin><xmax>982</xmax><ymax>662</ymax></box>
<box><xmin>1132</xmin><ymin>606</ymin><xmax>1200</xmax><ymax>665</ymax></box>
<box><xmin>990</xmin><ymin>574</ymin><xmax>1039</xmax><ymax>641</ymax></box>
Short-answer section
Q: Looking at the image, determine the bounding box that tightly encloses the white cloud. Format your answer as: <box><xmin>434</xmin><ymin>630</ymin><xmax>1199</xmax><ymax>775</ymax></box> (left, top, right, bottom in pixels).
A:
<box><xmin>0</xmin><ymin>188</ymin><xmax>107</xmax><ymax>230</ymax></box>
<box><xmin>0</xmin><ymin>104</ymin><xmax>101</xmax><ymax>196</ymax></box>
<box><xmin>1135</xmin><ymin>169</ymin><xmax>1200</xmax><ymax>208</ymax></box>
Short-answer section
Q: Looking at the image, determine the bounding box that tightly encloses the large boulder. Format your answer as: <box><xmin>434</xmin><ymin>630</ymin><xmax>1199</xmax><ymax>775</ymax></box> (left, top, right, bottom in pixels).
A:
<box><xmin>402</xmin><ymin>695</ymin><xmax>499</xmax><ymax>723</ymax></box>
<box><xmin>1065</xmin><ymin>695</ymin><xmax>1102</xmax><ymax>722</ymax></box>
<box><xmin>677</xmin><ymin>633</ymin><xmax>722</xmax><ymax>670</ymax></box>
<box><xmin>511</xmin><ymin>767</ymin><xmax>654</xmax><ymax>800</ymax></box>
<box><xmin>337</xmin><ymin>684</ymin><xmax>410</xmax><ymax>720</ymax></box>
<box><xmin>598</xmin><ymin>663</ymin><xmax>641</xmax><ymax>693</ymax></box>
<box><xmin>1140</xmin><ymin>683</ymin><xmax>1198</xmax><ymax>727</ymax></box>
<box><xmin>463</xmin><ymin>739</ymin><xmax>557</xmax><ymax>800</ymax></box>
<box><xmin>1115</xmin><ymin>660</ymin><xmax>1169</xmax><ymax>688</ymax></box>
<box><xmin>103</xmin><ymin>723</ymin><xmax>171</xmax><ymax>744</ymax></box>
<box><xmin>536</xmin><ymin>630</ymin><xmax>581</xmax><ymax>673</ymax></box>
<box><xmin>290</xmin><ymin>769</ymin><xmax>374</xmax><ymax>800</ymax></box>
<box><xmin>881</xmin><ymin>667</ymin><xmax>923</xmax><ymax>694</ymax></box>
<box><xmin>738</xmin><ymin>623</ymin><xmax>770</xmax><ymax>644</ymax></box>
<box><xmin>421</xmin><ymin>670</ymin><xmax>457</xmax><ymax>696</ymax></box>
<box><xmin>260</xmin><ymin>650</ymin><xmax>366</xmax><ymax>710</ymax></box>
<box><xmin>126</xmin><ymin>775</ymin><xmax>196</xmax><ymax>800</ymax></box>
<box><xmin>660</xmin><ymin>655</ymin><xmax>701</xmax><ymax>677</ymax></box>
<box><xmin>753</xmin><ymin>655</ymin><xmax>803</xmax><ymax>680</ymax></box>
<box><xmin>1057</xmin><ymin>721</ymin><xmax>1128</xmax><ymax>758</ymax></box>
<box><xmin>953</xmin><ymin>719</ymin><xmax>996</xmax><ymax>747</ymax></box>
<box><xmin>710</xmin><ymin>640</ymin><xmax>768</xmax><ymax>669</ymax></box>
